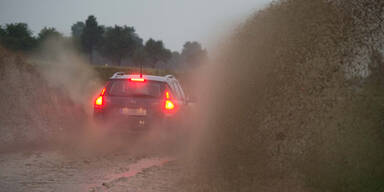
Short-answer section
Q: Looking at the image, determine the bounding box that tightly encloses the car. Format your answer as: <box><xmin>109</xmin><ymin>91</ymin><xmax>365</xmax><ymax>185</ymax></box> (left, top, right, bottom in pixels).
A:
<box><xmin>94</xmin><ymin>72</ymin><xmax>189</xmax><ymax>131</ymax></box>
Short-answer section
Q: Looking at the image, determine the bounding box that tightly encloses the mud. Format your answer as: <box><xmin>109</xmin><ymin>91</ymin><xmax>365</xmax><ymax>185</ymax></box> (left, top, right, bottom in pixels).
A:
<box><xmin>0</xmin><ymin>150</ymin><xmax>180</xmax><ymax>192</ymax></box>
<box><xmin>188</xmin><ymin>0</ymin><xmax>384</xmax><ymax>191</ymax></box>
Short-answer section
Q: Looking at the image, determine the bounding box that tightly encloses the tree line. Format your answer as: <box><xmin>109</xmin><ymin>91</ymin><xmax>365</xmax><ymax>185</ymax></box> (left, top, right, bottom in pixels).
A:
<box><xmin>0</xmin><ymin>15</ymin><xmax>208</xmax><ymax>70</ymax></box>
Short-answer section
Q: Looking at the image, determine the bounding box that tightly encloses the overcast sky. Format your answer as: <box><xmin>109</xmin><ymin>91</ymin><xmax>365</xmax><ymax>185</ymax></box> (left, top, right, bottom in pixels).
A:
<box><xmin>0</xmin><ymin>0</ymin><xmax>271</xmax><ymax>51</ymax></box>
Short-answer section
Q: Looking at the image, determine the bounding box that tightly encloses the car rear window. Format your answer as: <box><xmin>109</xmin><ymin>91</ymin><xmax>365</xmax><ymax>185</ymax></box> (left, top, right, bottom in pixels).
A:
<box><xmin>108</xmin><ymin>80</ymin><xmax>166</xmax><ymax>98</ymax></box>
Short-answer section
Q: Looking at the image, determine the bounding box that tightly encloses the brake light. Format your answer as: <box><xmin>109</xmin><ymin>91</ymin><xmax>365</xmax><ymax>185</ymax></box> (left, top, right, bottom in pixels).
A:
<box><xmin>165</xmin><ymin>100</ymin><xmax>175</xmax><ymax>110</ymax></box>
<box><xmin>129</xmin><ymin>78</ymin><xmax>145</xmax><ymax>82</ymax></box>
<box><xmin>94</xmin><ymin>87</ymin><xmax>106</xmax><ymax>109</ymax></box>
<box><xmin>163</xmin><ymin>91</ymin><xmax>176</xmax><ymax>113</ymax></box>
<box><xmin>95</xmin><ymin>96</ymin><xmax>103</xmax><ymax>106</ymax></box>
<box><xmin>100</xmin><ymin>87</ymin><xmax>106</xmax><ymax>96</ymax></box>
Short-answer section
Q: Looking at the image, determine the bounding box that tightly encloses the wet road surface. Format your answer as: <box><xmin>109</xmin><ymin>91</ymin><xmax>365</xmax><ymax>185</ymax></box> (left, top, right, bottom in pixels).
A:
<box><xmin>0</xmin><ymin>149</ymin><xmax>185</xmax><ymax>192</ymax></box>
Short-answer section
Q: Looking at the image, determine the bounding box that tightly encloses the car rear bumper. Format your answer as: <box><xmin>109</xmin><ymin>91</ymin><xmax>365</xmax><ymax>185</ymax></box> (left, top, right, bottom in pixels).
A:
<box><xmin>93</xmin><ymin>111</ymin><xmax>176</xmax><ymax>132</ymax></box>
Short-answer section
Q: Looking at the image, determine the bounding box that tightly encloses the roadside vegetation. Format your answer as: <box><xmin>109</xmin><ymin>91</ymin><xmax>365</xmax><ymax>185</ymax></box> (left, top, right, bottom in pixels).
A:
<box><xmin>0</xmin><ymin>15</ymin><xmax>208</xmax><ymax>70</ymax></box>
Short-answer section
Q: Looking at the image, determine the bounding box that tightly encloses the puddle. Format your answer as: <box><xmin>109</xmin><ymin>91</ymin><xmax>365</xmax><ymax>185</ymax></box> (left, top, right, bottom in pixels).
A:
<box><xmin>90</xmin><ymin>157</ymin><xmax>175</xmax><ymax>190</ymax></box>
<box><xmin>109</xmin><ymin>157</ymin><xmax>174</xmax><ymax>180</ymax></box>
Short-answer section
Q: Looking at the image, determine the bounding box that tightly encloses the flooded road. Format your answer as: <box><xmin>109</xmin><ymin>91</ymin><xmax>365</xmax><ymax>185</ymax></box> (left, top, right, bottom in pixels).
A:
<box><xmin>0</xmin><ymin>150</ymin><xmax>182</xmax><ymax>192</ymax></box>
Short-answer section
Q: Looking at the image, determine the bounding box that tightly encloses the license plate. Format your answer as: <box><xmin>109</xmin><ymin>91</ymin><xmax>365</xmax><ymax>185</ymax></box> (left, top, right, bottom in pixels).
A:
<box><xmin>121</xmin><ymin>107</ymin><xmax>147</xmax><ymax>116</ymax></box>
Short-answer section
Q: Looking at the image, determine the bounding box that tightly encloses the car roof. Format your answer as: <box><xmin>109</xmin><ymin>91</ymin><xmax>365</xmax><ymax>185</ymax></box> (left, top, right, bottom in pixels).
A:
<box><xmin>109</xmin><ymin>72</ymin><xmax>176</xmax><ymax>83</ymax></box>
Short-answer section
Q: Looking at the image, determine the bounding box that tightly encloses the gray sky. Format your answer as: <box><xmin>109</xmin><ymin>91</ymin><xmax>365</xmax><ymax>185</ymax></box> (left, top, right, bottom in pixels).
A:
<box><xmin>0</xmin><ymin>0</ymin><xmax>271</xmax><ymax>51</ymax></box>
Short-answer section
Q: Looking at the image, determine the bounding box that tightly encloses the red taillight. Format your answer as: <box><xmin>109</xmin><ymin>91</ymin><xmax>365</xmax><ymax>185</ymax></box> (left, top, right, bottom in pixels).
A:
<box><xmin>163</xmin><ymin>91</ymin><xmax>176</xmax><ymax>113</ymax></box>
<box><xmin>94</xmin><ymin>87</ymin><xmax>106</xmax><ymax>110</ymax></box>
<box><xmin>165</xmin><ymin>91</ymin><xmax>170</xmax><ymax>99</ymax></box>
<box><xmin>95</xmin><ymin>96</ymin><xmax>104</xmax><ymax>107</ymax></box>
<box><xmin>100</xmin><ymin>87</ymin><xmax>106</xmax><ymax>96</ymax></box>
<box><xmin>165</xmin><ymin>100</ymin><xmax>175</xmax><ymax>110</ymax></box>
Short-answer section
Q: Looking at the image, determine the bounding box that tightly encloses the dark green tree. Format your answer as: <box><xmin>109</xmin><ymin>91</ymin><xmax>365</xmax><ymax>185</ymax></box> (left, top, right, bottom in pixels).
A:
<box><xmin>71</xmin><ymin>21</ymin><xmax>85</xmax><ymax>48</ymax></box>
<box><xmin>167</xmin><ymin>51</ymin><xmax>182</xmax><ymax>70</ymax></box>
<box><xmin>37</xmin><ymin>27</ymin><xmax>63</xmax><ymax>44</ymax></box>
<box><xmin>71</xmin><ymin>22</ymin><xmax>85</xmax><ymax>40</ymax></box>
<box><xmin>101</xmin><ymin>25</ymin><xmax>142</xmax><ymax>66</ymax></box>
<box><xmin>81</xmin><ymin>15</ymin><xmax>103</xmax><ymax>64</ymax></box>
<box><xmin>181</xmin><ymin>41</ymin><xmax>207</xmax><ymax>68</ymax></box>
<box><xmin>144</xmin><ymin>38</ymin><xmax>172</xmax><ymax>68</ymax></box>
<box><xmin>0</xmin><ymin>26</ymin><xmax>5</xmax><ymax>39</ymax></box>
<box><xmin>0</xmin><ymin>23</ymin><xmax>36</xmax><ymax>51</ymax></box>
<box><xmin>132</xmin><ymin>47</ymin><xmax>147</xmax><ymax>68</ymax></box>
